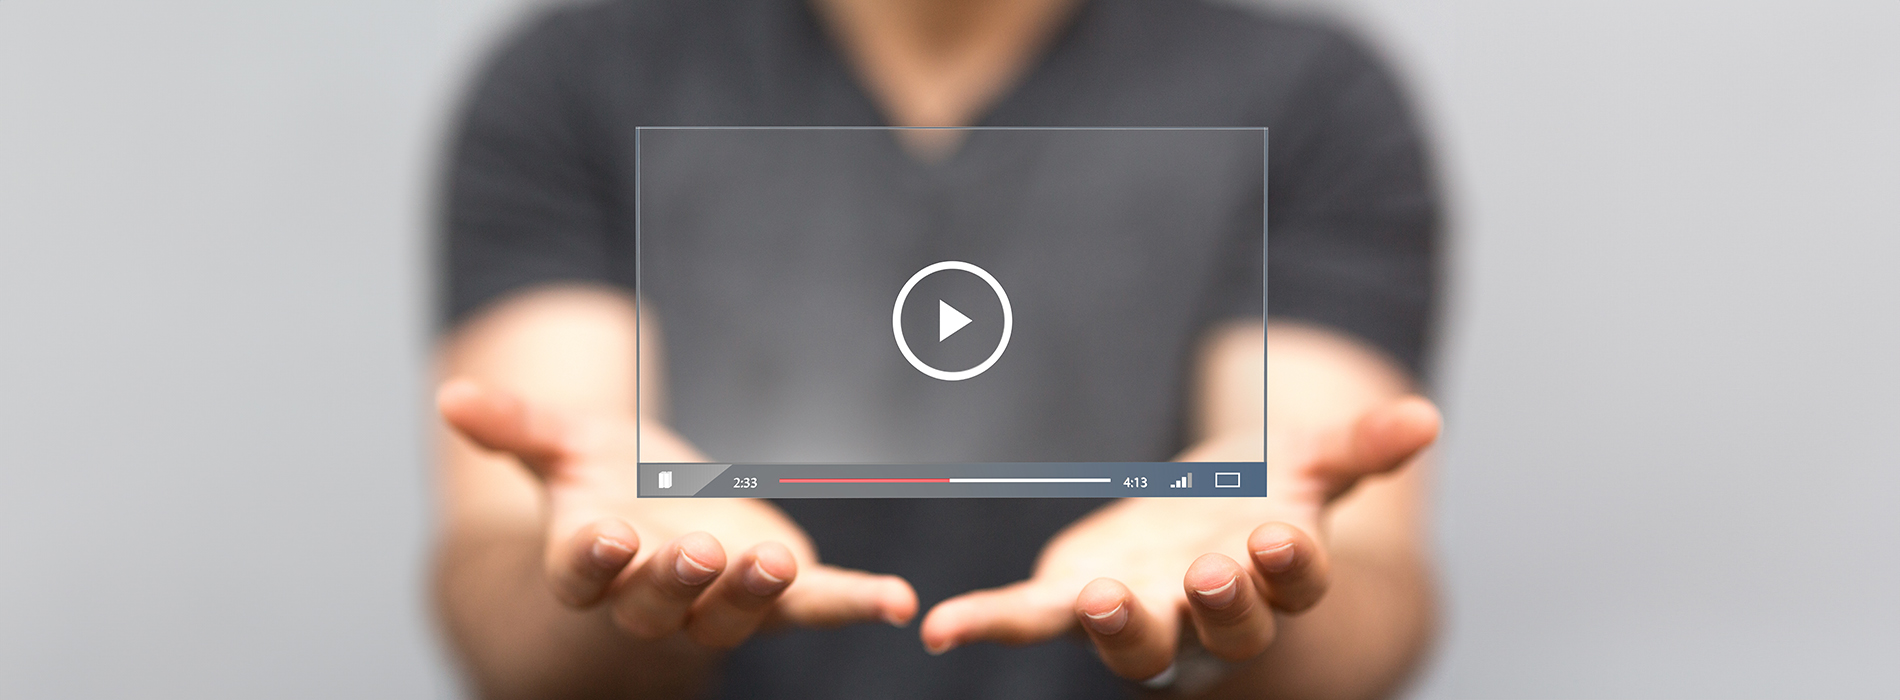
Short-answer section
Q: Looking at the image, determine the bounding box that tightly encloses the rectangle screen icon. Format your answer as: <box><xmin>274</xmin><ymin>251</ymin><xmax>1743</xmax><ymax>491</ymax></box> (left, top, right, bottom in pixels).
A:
<box><xmin>1215</xmin><ymin>472</ymin><xmax>1241</xmax><ymax>488</ymax></box>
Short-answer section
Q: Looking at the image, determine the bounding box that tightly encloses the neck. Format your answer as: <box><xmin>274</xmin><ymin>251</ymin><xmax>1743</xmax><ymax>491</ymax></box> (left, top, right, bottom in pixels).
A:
<box><xmin>812</xmin><ymin>0</ymin><xmax>1080</xmax><ymax>155</ymax></box>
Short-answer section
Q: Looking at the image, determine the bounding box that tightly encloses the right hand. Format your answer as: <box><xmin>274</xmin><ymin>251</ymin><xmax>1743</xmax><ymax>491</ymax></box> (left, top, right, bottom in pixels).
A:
<box><xmin>437</xmin><ymin>378</ymin><xmax>918</xmax><ymax>649</ymax></box>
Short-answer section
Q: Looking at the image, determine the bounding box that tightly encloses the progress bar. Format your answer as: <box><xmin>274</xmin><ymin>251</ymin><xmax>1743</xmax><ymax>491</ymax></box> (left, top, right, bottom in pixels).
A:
<box><xmin>779</xmin><ymin>477</ymin><xmax>1112</xmax><ymax>484</ymax></box>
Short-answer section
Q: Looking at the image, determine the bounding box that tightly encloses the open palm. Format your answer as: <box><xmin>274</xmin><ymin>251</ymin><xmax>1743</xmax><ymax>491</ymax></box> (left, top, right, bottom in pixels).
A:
<box><xmin>439</xmin><ymin>380</ymin><xmax>917</xmax><ymax>650</ymax></box>
<box><xmin>917</xmin><ymin>398</ymin><xmax>1440</xmax><ymax>682</ymax></box>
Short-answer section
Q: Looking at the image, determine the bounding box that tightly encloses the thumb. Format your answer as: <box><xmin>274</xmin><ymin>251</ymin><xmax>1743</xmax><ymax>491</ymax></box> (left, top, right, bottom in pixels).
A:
<box><xmin>437</xmin><ymin>378</ymin><xmax>577</xmax><ymax>478</ymax></box>
<box><xmin>1309</xmin><ymin>395</ymin><xmax>1441</xmax><ymax>496</ymax></box>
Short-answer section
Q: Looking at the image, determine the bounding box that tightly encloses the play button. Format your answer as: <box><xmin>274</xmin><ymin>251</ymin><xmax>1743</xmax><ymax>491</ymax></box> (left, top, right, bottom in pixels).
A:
<box><xmin>893</xmin><ymin>261</ymin><xmax>1013</xmax><ymax>382</ymax></box>
<box><xmin>938</xmin><ymin>301</ymin><xmax>972</xmax><ymax>341</ymax></box>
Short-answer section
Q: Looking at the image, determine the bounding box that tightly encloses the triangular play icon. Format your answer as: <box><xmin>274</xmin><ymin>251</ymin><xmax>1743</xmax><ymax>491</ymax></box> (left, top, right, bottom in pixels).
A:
<box><xmin>938</xmin><ymin>300</ymin><xmax>972</xmax><ymax>341</ymax></box>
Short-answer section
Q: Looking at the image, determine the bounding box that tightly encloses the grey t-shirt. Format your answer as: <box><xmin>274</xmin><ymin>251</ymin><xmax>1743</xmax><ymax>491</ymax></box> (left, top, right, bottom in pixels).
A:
<box><xmin>441</xmin><ymin>0</ymin><xmax>1438</xmax><ymax>697</ymax></box>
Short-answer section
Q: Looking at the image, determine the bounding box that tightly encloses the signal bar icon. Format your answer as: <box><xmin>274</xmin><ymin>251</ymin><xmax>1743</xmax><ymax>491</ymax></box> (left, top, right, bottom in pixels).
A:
<box><xmin>1169</xmin><ymin>473</ymin><xmax>1192</xmax><ymax>489</ymax></box>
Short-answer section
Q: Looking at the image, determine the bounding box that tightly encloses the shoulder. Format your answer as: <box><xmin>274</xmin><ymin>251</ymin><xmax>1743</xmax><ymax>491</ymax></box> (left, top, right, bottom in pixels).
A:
<box><xmin>468</xmin><ymin>0</ymin><xmax>774</xmax><ymax>125</ymax></box>
<box><xmin>1140</xmin><ymin>0</ymin><xmax>1382</xmax><ymax>68</ymax></box>
<box><xmin>1097</xmin><ymin>0</ymin><xmax>1403</xmax><ymax>121</ymax></box>
<box><xmin>484</xmin><ymin>0</ymin><xmax>689</xmax><ymax>66</ymax></box>
<box><xmin>481</xmin><ymin>0</ymin><xmax>761</xmax><ymax>78</ymax></box>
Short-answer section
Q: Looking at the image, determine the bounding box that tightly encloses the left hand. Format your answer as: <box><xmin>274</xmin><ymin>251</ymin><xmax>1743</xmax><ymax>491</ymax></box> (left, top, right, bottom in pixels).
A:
<box><xmin>916</xmin><ymin>396</ymin><xmax>1440</xmax><ymax>682</ymax></box>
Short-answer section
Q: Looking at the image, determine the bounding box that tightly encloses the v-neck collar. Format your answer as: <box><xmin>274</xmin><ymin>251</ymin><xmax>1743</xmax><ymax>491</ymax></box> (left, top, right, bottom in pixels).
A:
<box><xmin>788</xmin><ymin>0</ymin><xmax>1103</xmax><ymax>168</ymax></box>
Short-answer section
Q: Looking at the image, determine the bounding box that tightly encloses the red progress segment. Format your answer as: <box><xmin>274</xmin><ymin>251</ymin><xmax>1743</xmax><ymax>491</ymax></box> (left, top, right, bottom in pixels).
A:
<box><xmin>778</xmin><ymin>478</ymin><xmax>951</xmax><ymax>484</ymax></box>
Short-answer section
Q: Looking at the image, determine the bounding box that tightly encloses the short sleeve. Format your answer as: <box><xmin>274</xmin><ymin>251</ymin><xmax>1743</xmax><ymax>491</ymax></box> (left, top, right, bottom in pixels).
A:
<box><xmin>1266</xmin><ymin>28</ymin><xmax>1441</xmax><ymax>376</ymax></box>
<box><xmin>436</xmin><ymin>6</ymin><xmax>627</xmax><ymax>331</ymax></box>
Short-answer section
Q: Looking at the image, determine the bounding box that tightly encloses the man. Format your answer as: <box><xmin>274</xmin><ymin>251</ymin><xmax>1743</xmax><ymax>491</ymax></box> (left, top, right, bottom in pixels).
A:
<box><xmin>432</xmin><ymin>0</ymin><xmax>1442</xmax><ymax>697</ymax></box>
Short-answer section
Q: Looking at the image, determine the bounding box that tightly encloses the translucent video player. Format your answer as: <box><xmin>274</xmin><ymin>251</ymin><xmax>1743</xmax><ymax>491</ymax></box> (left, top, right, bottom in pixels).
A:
<box><xmin>634</xmin><ymin>127</ymin><xmax>1266</xmax><ymax>498</ymax></box>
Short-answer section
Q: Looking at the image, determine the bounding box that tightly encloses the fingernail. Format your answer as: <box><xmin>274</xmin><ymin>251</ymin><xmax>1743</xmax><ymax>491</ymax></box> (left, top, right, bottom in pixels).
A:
<box><xmin>879</xmin><ymin>578</ymin><xmax>910</xmax><ymax>627</ymax></box>
<box><xmin>742</xmin><ymin>560</ymin><xmax>787</xmax><ymax>596</ymax></box>
<box><xmin>1253</xmin><ymin>541</ymin><xmax>1297</xmax><ymax>573</ymax></box>
<box><xmin>1139</xmin><ymin>663</ymin><xmax>1180</xmax><ymax>690</ymax></box>
<box><xmin>674</xmin><ymin>549</ymin><xmax>719</xmax><ymax>585</ymax></box>
<box><xmin>1081</xmin><ymin>601</ymin><xmax>1128</xmax><ymax>635</ymax></box>
<box><xmin>1192</xmin><ymin>575</ymin><xmax>1240</xmax><ymax>609</ymax></box>
<box><xmin>925</xmin><ymin>639</ymin><xmax>955</xmax><ymax>656</ymax></box>
<box><xmin>588</xmin><ymin>536</ymin><xmax>634</xmax><ymax>574</ymax></box>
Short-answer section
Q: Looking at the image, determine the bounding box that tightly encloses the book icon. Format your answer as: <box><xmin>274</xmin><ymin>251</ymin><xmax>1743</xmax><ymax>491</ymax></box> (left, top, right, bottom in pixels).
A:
<box><xmin>658</xmin><ymin>471</ymin><xmax>673</xmax><ymax>489</ymax></box>
<box><xmin>1169</xmin><ymin>473</ymin><xmax>1192</xmax><ymax>489</ymax></box>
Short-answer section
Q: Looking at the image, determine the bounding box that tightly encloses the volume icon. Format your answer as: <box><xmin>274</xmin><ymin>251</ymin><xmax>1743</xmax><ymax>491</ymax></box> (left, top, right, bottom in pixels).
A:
<box><xmin>1169</xmin><ymin>473</ymin><xmax>1192</xmax><ymax>489</ymax></box>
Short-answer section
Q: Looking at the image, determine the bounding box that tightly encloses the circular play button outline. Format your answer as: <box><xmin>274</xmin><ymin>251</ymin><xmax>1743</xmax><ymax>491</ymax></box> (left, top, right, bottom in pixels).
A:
<box><xmin>892</xmin><ymin>260</ymin><xmax>1012</xmax><ymax>381</ymax></box>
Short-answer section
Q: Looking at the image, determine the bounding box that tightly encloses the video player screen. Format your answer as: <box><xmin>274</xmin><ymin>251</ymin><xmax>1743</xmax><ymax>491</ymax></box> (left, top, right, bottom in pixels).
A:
<box><xmin>635</xmin><ymin>128</ymin><xmax>1264</xmax><ymax>498</ymax></box>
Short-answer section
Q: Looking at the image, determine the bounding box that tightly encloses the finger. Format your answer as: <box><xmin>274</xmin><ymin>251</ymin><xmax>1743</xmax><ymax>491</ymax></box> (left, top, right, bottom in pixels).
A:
<box><xmin>919</xmin><ymin>581</ymin><xmax>1073</xmax><ymax>655</ymax></box>
<box><xmin>607</xmin><ymin>532</ymin><xmax>725</xmax><ymax>639</ymax></box>
<box><xmin>1075</xmin><ymin>578</ymin><xmax>1177</xmax><ymax>682</ymax></box>
<box><xmin>1184</xmin><ymin>553</ymin><xmax>1276</xmax><ymax>660</ymax></box>
<box><xmin>683</xmin><ymin>542</ymin><xmax>797</xmax><ymax>649</ymax></box>
<box><xmin>1311</xmin><ymin>396</ymin><xmax>1441</xmax><ymax>491</ymax></box>
<box><xmin>547</xmin><ymin>518</ymin><xmax>640</xmax><ymax>608</ymax></box>
<box><xmin>1249</xmin><ymin>522</ymin><xmax>1330</xmax><ymax>613</ymax></box>
<box><xmin>772</xmin><ymin>565</ymin><xmax>917</xmax><ymax>630</ymax></box>
<box><xmin>436</xmin><ymin>378</ymin><xmax>574</xmax><ymax>475</ymax></box>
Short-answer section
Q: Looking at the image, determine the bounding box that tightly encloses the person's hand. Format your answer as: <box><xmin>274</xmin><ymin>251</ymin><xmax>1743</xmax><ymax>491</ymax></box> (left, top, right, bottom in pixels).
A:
<box><xmin>437</xmin><ymin>379</ymin><xmax>918</xmax><ymax>650</ymax></box>
<box><xmin>917</xmin><ymin>397</ymin><xmax>1440</xmax><ymax>681</ymax></box>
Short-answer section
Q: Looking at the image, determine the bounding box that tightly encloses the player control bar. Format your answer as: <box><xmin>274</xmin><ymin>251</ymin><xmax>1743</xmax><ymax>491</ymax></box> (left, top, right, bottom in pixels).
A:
<box><xmin>638</xmin><ymin>463</ymin><xmax>1265</xmax><ymax>498</ymax></box>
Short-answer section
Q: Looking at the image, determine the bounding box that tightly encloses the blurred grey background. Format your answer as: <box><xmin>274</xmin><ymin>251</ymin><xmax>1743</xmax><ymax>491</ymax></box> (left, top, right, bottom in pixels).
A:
<box><xmin>1</xmin><ymin>0</ymin><xmax>1894</xmax><ymax>697</ymax></box>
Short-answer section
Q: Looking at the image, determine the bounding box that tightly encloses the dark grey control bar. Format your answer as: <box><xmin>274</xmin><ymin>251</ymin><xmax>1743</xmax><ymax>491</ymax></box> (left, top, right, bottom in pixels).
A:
<box><xmin>637</xmin><ymin>462</ymin><xmax>1267</xmax><ymax>498</ymax></box>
